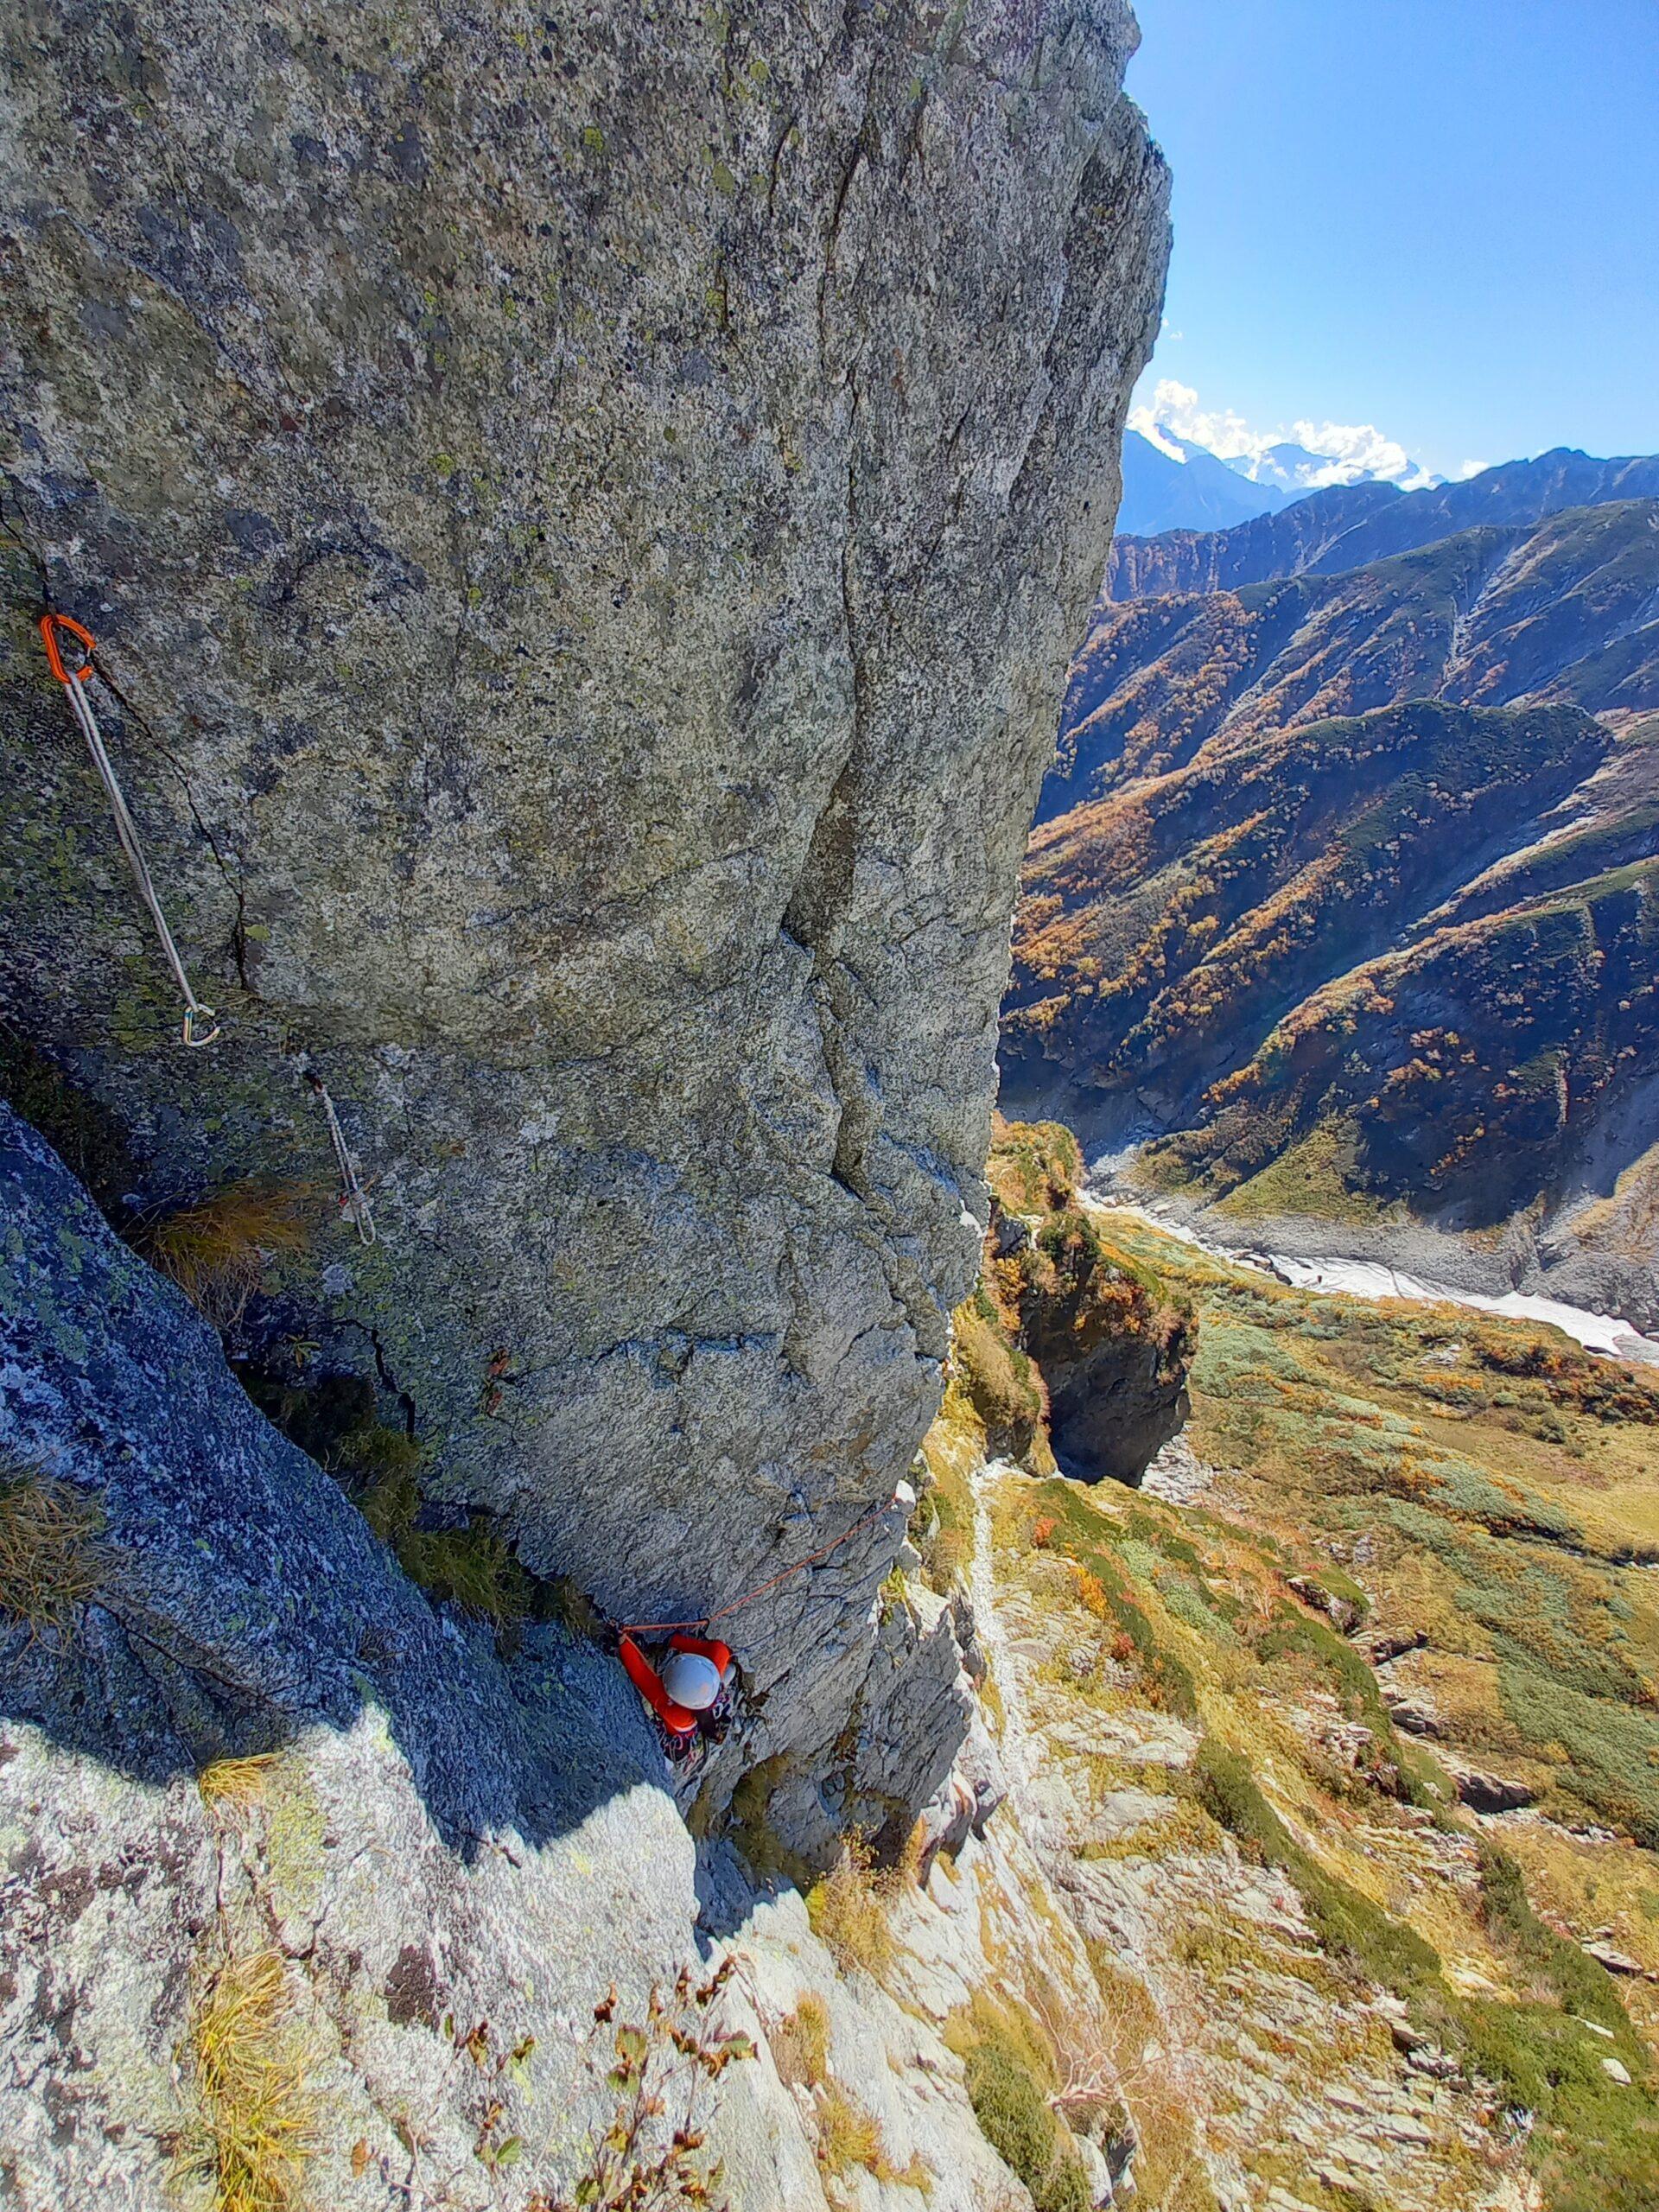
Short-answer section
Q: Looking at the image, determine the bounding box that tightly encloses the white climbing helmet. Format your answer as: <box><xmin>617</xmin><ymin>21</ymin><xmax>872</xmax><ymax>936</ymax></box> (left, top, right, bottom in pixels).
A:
<box><xmin>660</xmin><ymin>1649</ymin><xmax>723</xmax><ymax>1711</ymax></box>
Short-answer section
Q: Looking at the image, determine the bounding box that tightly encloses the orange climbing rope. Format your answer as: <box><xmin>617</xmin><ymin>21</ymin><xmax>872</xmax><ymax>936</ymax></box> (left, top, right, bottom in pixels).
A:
<box><xmin>620</xmin><ymin>1493</ymin><xmax>899</xmax><ymax>1635</ymax></box>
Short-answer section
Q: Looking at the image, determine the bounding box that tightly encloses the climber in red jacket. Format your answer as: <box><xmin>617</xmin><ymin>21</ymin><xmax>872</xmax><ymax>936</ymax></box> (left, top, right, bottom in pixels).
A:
<box><xmin>618</xmin><ymin>1630</ymin><xmax>736</xmax><ymax>1764</ymax></box>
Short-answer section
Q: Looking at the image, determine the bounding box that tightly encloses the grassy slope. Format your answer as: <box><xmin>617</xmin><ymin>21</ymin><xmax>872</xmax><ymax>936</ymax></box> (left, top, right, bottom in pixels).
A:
<box><xmin>915</xmin><ymin>1135</ymin><xmax>1659</xmax><ymax>2207</ymax></box>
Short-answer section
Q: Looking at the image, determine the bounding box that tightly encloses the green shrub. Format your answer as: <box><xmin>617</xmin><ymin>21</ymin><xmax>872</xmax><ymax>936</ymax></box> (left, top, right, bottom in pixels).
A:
<box><xmin>1477</xmin><ymin>1845</ymin><xmax>1627</xmax><ymax>2035</ymax></box>
<box><xmin>965</xmin><ymin>2040</ymin><xmax>1051</xmax><ymax>2188</ymax></box>
<box><xmin>963</xmin><ymin>2038</ymin><xmax>1087</xmax><ymax>2212</ymax></box>
<box><xmin>1037</xmin><ymin>2150</ymin><xmax>1093</xmax><ymax>2212</ymax></box>
<box><xmin>1497</xmin><ymin>1662</ymin><xmax>1659</xmax><ymax>1846</ymax></box>
<box><xmin>951</xmin><ymin>1292</ymin><xmax>1045</xmax><ymax>1461</ymax></box>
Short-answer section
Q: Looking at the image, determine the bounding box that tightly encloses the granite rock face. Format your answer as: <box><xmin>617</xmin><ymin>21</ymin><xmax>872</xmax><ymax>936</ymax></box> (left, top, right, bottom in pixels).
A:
<box><xmin>0</xmin><ymin>0</ymin><xmax>1168</xmax><ymax>1828</ymax></box>
<box><xmin>0</xmin><ymin>1104</ymin><xmax>1042</xmax><ymax>2209</ymax></box>
<box><xmin>0</xmin><ymin>1100</ymin><xmax>693</xmax><ymax>2203</ymax></box>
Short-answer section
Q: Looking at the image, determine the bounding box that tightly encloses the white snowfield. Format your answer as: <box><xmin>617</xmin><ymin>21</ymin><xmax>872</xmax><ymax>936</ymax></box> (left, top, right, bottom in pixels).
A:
<box><xmin>1263</xmin><ymin>1253</ymin><xmax>1659</xmax><ymax>1367</ymax></box>
<box><xmin>1082</xmin><ymin>1185</ymin><xmax>1659</xmax><ymax>1368</ymax></box>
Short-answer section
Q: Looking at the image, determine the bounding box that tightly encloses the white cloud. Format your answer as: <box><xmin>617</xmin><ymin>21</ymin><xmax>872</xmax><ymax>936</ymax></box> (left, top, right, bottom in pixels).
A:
<box><xmin>1129</xmin><ymin>377</ymin><xmax>1435</xmax><ymax>492</ymax></box>
<box><xmin>1455</xmin><ymin>458</ymin><xmax>1491</xmax><ymax>480</ymax></box>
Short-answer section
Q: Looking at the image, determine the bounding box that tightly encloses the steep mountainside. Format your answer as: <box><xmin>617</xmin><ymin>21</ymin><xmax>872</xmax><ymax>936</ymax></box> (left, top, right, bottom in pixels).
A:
<box><xmin>0</xmin><ymin>0</ymin><xmax>1168</xmax><ymax>1866</ymax></box>
<box><xmin>29</xmin><ymin>1089</ymin><xmax>1659</xmax><ymax>2212</ymax></box>
<box><xmin>904</xmin><ymin>1140</ymin><xmax>1659</xmax><ymax>2212</ymax></box>
<box><xmin>1044</xmin><ymin>499</ymin><xmax>1659</xmax><ymax>822</ymax></box>
<box><xmin>1108</xmin><ymin>448</ymin><xmax>1659</xmax><ymax>601</ymax></box>
<box><xmin>1009</xmin><ymin>482</ymin><xmax>1659</xmax><ymax>1309</ymax></box>
<box><xmin>0</xmin><ymin>1100</ymin><xmax>1166</xmax><ymax>2212</ymax></box>
<box><xmin>1010</xmin><ymin>699</ymin><xmax>1659</xmax><ymax>1286</ymax></box>
<box><xmin>1013</xmin><ymin>699</ymin><xmax>1616</xmax><ymax>1103</ymax></box>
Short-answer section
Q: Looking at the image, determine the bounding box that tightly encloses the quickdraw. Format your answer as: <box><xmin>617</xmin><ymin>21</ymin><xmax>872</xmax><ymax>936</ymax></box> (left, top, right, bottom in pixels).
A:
<box><xmin>39</xmin><ymin>613</ymin><xmax>220</xmax><ymax>1048</ymax></box>
<box><xmin>305</xmin><ymin>1072</ymin><xmax>377</xmax><ymax>1247</ymax></box>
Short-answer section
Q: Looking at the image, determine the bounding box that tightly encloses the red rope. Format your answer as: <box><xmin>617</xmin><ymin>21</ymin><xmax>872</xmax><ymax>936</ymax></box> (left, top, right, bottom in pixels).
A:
<box><xmin>619</xmin><ymin>1495</ymin><xmax>898</xmax><ymax>1637</ymax></box>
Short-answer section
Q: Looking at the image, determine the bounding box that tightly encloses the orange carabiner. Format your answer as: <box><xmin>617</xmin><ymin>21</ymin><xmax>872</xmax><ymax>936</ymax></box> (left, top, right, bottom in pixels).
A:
<box><xmin>40</xmin><ymin>612</ymin><xmax>98</xmax><ymax>687</ymax></box>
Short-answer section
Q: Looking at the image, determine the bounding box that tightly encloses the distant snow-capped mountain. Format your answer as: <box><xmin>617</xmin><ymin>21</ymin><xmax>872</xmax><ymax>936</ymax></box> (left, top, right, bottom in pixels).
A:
<box><xmin>1118</xmin><ymin>428</ymin><xmax>1438</xmax><ymax>539</ymax></box>
<box><xmin>1117</xmin><ymin>429</ymin><xmax>1287</xmax><ymax>536</ymax></box>
<box><xmin>1120</xmin><ymin>381</ymin><xmax>1446</xmax><ymax>536</ymax></box>
<box><xmin>1232</xmin><ymin>438</ymin><xmax>1443</xmax><ymax>499</ymax></box>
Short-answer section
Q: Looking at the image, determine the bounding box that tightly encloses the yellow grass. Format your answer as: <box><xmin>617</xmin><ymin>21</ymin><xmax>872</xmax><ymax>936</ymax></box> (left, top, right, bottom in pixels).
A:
<box><xmin>189</xmin><ymin>1948</ymin><xmax>319</xmax><ymax>2212</ymax></box>
<box><xmin>807</xmin><ymin>1838</ymin><xmax>896</xmax><ymax>1979</ymax></box>
<box><xmin>198</xmin><ymin>1755</ymin><xmax>282</xmax><ymax>1814</ymax></box>
<box><xmin>771</xmin><ymin>1990</ymin><xmax>831</xmax><ymax>2088</ymax></box>
<box><xmin>0</xmin><ymin>1464</ymin><xmax>109</xmax><ymax>1634</ymax></box>
<box><xmin>814</xmin><ymin>2079</ymin><xmax>929</xmax><ymax>2190</ymax></box>
<box><xmin>137</xmin><ymin>1183</ymin><xmax>316</xmax><ymax>1327</ymax></box>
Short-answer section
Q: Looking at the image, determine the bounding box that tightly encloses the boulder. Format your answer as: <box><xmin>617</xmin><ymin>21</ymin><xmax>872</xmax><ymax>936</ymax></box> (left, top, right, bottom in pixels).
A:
<box><xmin>1454</xmin><ymin>1769</ymin><xmax>1536</xmax><ymax>1815</ymax></box>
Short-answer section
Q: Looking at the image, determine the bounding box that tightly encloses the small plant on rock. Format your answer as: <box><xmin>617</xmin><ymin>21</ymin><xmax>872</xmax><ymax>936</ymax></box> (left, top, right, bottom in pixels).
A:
<box><xmin>0</xmin><ymin>1459</ymin><xmax>111</xmax><ymax>1637</ymax></box>
<box><xmin>769</xmin><ymin>1990</ymin><xmax>831</xmax><ymax>2088</ymax></box>
<box><xmin>197</xmin><ymin>1753</ymin><xmax>282</xmax><ymax>1815</ymax></box>
<box><xmin>186</xmin><ymin>1948</ymin><xmax>320</xmax><ymax>2212</ymax></box>
<box><xmin>807</xmin><ymin>1835</ymin><xmax>896</xmax><ymax>1979</ymax></box>
<box><xmin>531</xmin><ymin>1960</ymin><xmax>753</xmax><ymax>2211</ymax></box>
<box><xmin>136</xmin><ymin>1180</ymin><xmax>316</xmax><ymax>1328</ymax></box>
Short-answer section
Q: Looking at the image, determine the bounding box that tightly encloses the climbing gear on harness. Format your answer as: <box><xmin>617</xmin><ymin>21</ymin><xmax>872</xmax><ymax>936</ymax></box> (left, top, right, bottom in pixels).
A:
<box><xmin>38</xmin><ymin>613</ymin><xmax>220</xmax><ymax>1048</ymax></box>
<box><xmin>614</xmin><ymin>1492</ymin><xmax>901</xmax><ymax>1765</ymax></box>
<box><xmin>304</xmin><ymin>1072</ymin><xmax>377</xmax><ymax>1246</ymax></box>
<box><xmin>619</xmin><ymin>1493</ymin><xmax>897</xmax><ymax>1637</ymax></box>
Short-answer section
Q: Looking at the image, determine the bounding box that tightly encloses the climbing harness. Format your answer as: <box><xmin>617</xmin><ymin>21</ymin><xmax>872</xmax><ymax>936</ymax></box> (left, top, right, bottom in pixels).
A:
<box><xmin>305</xmin><ymin>1072</ymin><xmax>377</xmax><ymax>1246</ymax></box>
<box><xmin>619</xmin><ymin>1492</ymin><xmax>898</xmax><ymax>1637</ymax></box>
<box><xmin>38</xmin><ymin>613</ymin><xmax>219</xmax><ymax>1047</ymax></box>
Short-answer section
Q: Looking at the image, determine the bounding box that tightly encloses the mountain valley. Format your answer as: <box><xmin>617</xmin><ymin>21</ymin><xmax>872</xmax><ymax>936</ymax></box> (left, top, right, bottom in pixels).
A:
<box><xmin>1008</xmin><ymin>468</ymin><xmax>1659</xmax><ymax>1329</ymax></box>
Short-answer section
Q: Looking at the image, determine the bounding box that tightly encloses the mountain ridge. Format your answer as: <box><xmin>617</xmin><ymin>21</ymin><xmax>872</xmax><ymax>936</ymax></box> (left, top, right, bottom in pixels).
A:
<box><xmin>1010</xmin><ymin>478</ymin><xmax>1659</xmax><ymax>1324</ymax></box>
<box><xmin>1108</xmin><ymin>446</ymin><xmax>1659</xmax><ymax>601</ymax></box>
<box><xmin>1046</xmin><ymin>496</ymin><xmax>1659</xmax><ymax>823</ymax></box>
<box><xmin>1117</xmin><ymin>426</ymin><xmax>1288</xmax><ymax>535</ymax></box>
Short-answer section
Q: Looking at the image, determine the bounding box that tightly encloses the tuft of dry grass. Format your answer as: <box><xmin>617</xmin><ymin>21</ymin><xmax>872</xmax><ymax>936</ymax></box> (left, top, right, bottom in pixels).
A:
<box><xmin>137</xmin><ymin>1182</ymin><xmax>316</xmax><ymax>1328</ymax></box>
<box><xmin>188</xmin><ymin>1948</ymin><xmax>319</xmax><ymax>2212</ymax></box>
<box><xmin>0</xmin><ymin>1461</ymin><xmax>110</xmax><ymax>1636</ymax></box>
<box><xmin>198</xmin><ymin>1754</ymin><xmax>282</xmax><ymax>1814</ymax></box>
<box><xmin>771</xmin><ymin>1990</ymin><xmax>832</xmax><ymax>2089</ymax></box>
<box><xmin>807</xmin><ymin>1837</ymin><xmax>896</xmax><ymax>1980</ymax></box>
<box><xmin>814</xmin><ymin>2079</ymin><xmax>929</xmax><ymax>2190</ymax></box>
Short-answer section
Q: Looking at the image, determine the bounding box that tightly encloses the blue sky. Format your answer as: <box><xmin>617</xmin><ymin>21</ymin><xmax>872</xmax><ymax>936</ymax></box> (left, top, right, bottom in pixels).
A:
<box><xmin>1127</xmin><ymin>0</ymin><xmax>1659</xmax><ymax>480</ymax></box>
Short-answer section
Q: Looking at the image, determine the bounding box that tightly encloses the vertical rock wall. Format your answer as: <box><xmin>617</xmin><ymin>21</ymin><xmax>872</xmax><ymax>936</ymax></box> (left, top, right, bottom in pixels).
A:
<box><xmin>0</xmin><ymin>0</ymin><xmax>1167</xmax><ymax>1827</ymax></box>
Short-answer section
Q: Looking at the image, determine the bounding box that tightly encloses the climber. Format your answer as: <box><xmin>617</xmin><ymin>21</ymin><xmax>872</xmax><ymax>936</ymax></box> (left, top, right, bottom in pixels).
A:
<box><xmin>618</xmin><ymin>1630</ymin><xmax>736</xmax><ymax>1767</ymax></box>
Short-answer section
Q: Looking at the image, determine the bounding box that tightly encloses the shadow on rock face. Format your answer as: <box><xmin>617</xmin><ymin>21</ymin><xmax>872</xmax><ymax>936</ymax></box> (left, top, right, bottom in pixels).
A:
<box><xmin>0</xmin><ymin>1102</ymin><xmax>662</xmax><ymax>1856</ymax></box>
